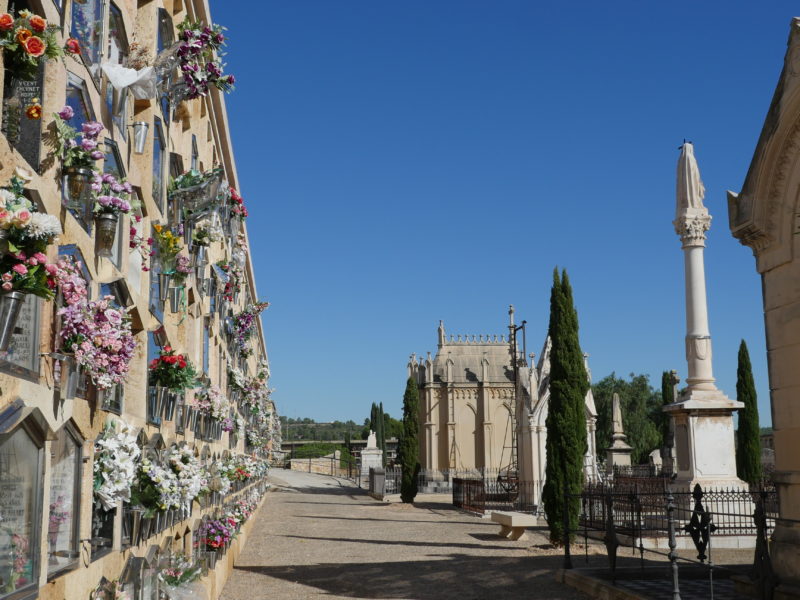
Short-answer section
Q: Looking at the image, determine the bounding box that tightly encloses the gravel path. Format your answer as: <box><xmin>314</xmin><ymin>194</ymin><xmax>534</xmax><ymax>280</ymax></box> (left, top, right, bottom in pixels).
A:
<box><xmin>219</xmin><ymin>470</ymin><xmax>590</xmax><ymax>600</ymax></box>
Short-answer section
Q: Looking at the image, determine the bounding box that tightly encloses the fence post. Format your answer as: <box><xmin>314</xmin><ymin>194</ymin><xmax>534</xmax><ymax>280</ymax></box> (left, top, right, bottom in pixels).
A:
<box><xmin>666</xmin><ymin>489</ymin><xmax>681</xmax><ymax>600</ymax></box>
<box><xmin>563</xmin><ymin>479</ymin><xmax>573</xmax><ymax>569</ymax></box>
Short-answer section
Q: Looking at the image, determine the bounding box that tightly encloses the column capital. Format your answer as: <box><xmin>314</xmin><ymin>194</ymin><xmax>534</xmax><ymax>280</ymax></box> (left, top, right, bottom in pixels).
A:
<box><xmin>674</xmin><ymin>210</ymin><xmax>711</xmax><ymax>248</ymax></box>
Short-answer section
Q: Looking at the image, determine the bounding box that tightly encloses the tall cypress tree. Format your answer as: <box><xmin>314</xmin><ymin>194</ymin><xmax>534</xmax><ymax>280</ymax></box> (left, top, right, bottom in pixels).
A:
<box><xmin>377</xmin><ymin>402</ymin><xmax>386</xmax><ymax>467</ymax></box>
<box><xmin>542</xmin><ymin>269</ymin><xmax>588</xmax><ymax>545</ymax></box>
<box><xmin>736</xmin><ymin>340</ymin><xmax>762</xmax><ymax>485</ymax></box>
<box><xmin>400</xmin><ymin>377</ymin><xmax>420</xmax><ymax>503</ymax></box>
<box><xmin>370</xmin><ymin>403</ymin><xmax>378</xmax><ymax>434</ymax></box>
<box><xmin>660</xmin><ymin>371</ymin><xmax>672</xmax><ymax>443</ymax></box>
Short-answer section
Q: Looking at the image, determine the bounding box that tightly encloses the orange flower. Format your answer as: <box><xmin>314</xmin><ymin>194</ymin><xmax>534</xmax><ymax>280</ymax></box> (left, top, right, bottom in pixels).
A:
<box><xmin>0</xmin><ymin>14</ymin><xmax>13</xmax><ymax>31</ymax></box>
<box><xmin>28</xmin><ymin>15</ymin><xmax>45</xmax><ymax>33</ymax></box>
<box><xmin>15</xmin><ymin>28</ymin><xmax>31</xmax><ymax>45</ymax></box>
<box><xmin>65</xmin><ymin>37</ymin><xmax>80</xmax><ymax>55</ymax></box>
<box><xmin>23</xmin><ymin>36</ymin><xmax>45</xmax><ymax>57</ymax></box>
<box><xmin>25</xmin><ymin>103</ymin><xmax>41</xmax><ymax>119</ymax></box>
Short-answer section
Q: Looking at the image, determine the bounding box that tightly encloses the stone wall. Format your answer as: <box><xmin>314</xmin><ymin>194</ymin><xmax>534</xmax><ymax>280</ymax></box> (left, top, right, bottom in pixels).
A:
<box><xmin>0</xmin><ymin>1</ymin><xmax>276</xmax><ymax>599</ymax></box>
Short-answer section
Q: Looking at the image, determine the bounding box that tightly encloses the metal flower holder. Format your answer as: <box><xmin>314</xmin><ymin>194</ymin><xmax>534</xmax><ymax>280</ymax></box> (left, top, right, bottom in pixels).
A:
<box><xmin>60</xmin><ymin>354</ymin><xmax>79</xmax><ymax>400</ymax></box>
<box><xmin>168</xmin><ymin>286</ymin><xmax>183</xmax><ymax>313</ymax></box>
<box><xmin>0</xmin><ymin>290</ymin><xmax>25</xmax><ymax>352</ymax></box>
<box><xmin>63</xmin><ymin>166</ymin><xmax>94</xmax><ymax>210</ymax></box>
<box><xmin>95</xmin><ymin>213</ymin><xmax>119</xmax><ymax>257</ymax></box>
<box><xmin>158</xmin><ymin>272</ymin><xmax>172</xmax><ymax>303</ymax></box>
<box><xmin>162</xmin><ymin>392</ymin><xmax>177</xmax><ymax>421</ymax></box>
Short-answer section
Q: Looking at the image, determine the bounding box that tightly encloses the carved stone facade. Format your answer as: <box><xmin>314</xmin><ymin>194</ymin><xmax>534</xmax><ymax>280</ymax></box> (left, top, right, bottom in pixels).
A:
<box><xmin>409</xmin><ymin>319</ymin><xmax>600</xmax><ymax>502</ymax></box>
<box><xmin>728</xmin><ymin>17</ymin><xmax>800</xmax><ymax>595</ymax></box>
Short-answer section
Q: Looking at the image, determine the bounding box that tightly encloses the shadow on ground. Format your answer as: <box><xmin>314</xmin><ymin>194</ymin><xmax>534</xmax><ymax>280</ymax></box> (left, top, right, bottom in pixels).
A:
<box><xmin>234</xmin><ymin>553</ymin><xmax>569</xmax><ymax>600</ymax></box>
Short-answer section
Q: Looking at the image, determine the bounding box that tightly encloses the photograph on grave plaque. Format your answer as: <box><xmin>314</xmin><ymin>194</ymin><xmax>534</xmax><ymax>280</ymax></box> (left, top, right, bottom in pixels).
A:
<box><xmin>0</xmin><ymin>426</ymin><xmax>41</xmax><ymax>598</ymax></box>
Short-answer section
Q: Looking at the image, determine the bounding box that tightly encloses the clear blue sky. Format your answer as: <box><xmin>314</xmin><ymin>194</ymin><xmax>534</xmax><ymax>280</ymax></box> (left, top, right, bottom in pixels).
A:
<box><xmin>214</xmin><ymin>1</ymin><xmax>795</xmax><ymax>426</ymax></box>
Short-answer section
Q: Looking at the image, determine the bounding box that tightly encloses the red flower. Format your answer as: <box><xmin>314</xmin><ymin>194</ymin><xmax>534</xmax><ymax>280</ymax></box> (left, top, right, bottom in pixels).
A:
<box><xmin>149</xmin><ymin>359</ymin><xmax>158</xmax><ymax>369</ymax></box>
<box><xmin>163</xmin><ymin>345</ymin><xmax>172</xmax><ymax>353</ymax></box>
<box><xmin>65</xmin><ymin>37</ymin><xmax>80</xmax><ymax>54</ymax></box>
<box><xmin>0</xmin><ymin>14</ymin><xmax>13</xmax><ymax>31</ymax></box>
<box><xmin>23</xmin><ymin>36</ymin><xmax>45</xmax><ymax>57</ymax></box>
<box><xmin>28</xmin><ymin>15</ymin><xmax>46</xmax><ymax>33</ymax></box>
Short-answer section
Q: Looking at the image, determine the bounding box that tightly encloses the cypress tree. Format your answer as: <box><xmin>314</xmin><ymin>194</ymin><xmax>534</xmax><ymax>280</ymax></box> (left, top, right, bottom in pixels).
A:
<box><xmin>377</xmin><ymin>403</ymin><xmax>386</xmax><ymax>467</ymax></box>
<box><xmin>660</xmin><ymin>371</ymin><xmax>672</xmax><ymax>443</ymax></box>
<box><xmin>370</xmin><ymin>403</ymin><xmax>378</xmax><ymax>434</ymax></box>
<box><xmin>542</xmin><ymin>269</ymin><xmax>588</xmax><ymax>545</ymax></box>
<box><xmin>735</xmin><ymin>340</ymin><xmax>762</xmax><ymax>485</ymax></box>
<box><xmin>400</xmin><ymin>377</ymin><xmax>420</xmax><ymax>503</ymax></box>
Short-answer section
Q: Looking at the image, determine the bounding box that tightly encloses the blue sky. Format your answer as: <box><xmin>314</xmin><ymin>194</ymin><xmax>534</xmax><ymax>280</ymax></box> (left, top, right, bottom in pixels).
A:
<box><xmin>214</xmin><ymin>1</ymin><xmax>796</xmax><ymax>426</ymax></box>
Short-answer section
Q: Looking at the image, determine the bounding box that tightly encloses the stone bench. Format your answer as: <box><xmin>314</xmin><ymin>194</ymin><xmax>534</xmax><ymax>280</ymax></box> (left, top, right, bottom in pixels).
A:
<box><xmin>490</xmin><ymin>511</ymin><xmax>538</xmax><ymax>541</ymax></box>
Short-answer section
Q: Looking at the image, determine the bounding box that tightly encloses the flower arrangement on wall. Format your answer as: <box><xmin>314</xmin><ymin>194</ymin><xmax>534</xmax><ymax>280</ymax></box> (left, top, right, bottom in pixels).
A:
<box><xmin>216</xmin><ymin>260</ymin><xmax>243</xmax><ymax>302</ymax></box>
<box><xmin>129</xmin><ymin>215</ymin><xmax>153</xmax><ymax>271</ymax></box>
<box><xmin>93</xmin><ymin>420</ymin><xmax>140</xmax><ymax>511</ymax></box>
<box><xmin>0</xmin><ymin>172</ymin><xmax>61</xmax><ymax>298</ymax></box>
<box><xmin>0</xmin><ymin>10</ymin><xmax>80</xmax><ymax>81</ymax></box>
<box><xmin>148</xmin><ymin>345</ymin><xmax>197</xmax><ymax>391</ymax></box>
<box><xmin>158</xmin><ymin>553</ymin><xmax>202</xmax><ymax>597</ymax></box>
<box><xmin>53</xmin><ymin>109</ymin><xmax>104</xmax><ymax>168</ymax></box>
<box><xmin>152</xmin><ymin>224</ymin><xmax>183</xmax><ymax>272</ymax></box>
<box><xmin>229</xmin><ymin>187</ymin><xmax>247</xmax><ymax>219</ymax></box>
<box><xmin>58</xmin><ymin>294</ymin><xmax>136</xmax><ymax>390</ymax></box>
<box><xmin>164</xmin><ymin>444</ymin><xmax>205</xmax><ymax>511</ymax></box>
<box><xmin>191</xmin><ymin>215</ymin><xmax>222</xmax><ymax>247</ymax></box>
<box><xmin>92</xmin><ymin>173</ymin><xmax>133</xmax><ymax>217</ymax></box>
<box><xmin>175</xmin><ymin>19</ymin><xmax>234</xmax><ymax>100</ymax></box>
<box><xmin>233</xmin><ymin>301</ymin><xmax>269</xmax><ymax>359</ymax></box>
<box><xmin>191</xmin><ymin>384</ymin><xmax>230</xmax><ymax>421</ymax></box>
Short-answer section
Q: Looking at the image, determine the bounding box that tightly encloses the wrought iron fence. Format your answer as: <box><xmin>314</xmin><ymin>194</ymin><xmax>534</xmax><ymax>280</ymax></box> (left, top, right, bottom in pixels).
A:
<box><xmin>564</xmin><ymin>481</ymin><xmax>780</xmax><ymax>600</ymax></box>
<box><xmin>452</xmin><ymin>477</ymin><xmax>539</xmax><ymax>514</ymax></box>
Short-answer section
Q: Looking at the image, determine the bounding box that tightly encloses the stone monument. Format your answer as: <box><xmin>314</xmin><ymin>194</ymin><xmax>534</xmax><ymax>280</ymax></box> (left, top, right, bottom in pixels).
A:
<box><xmin>360</xmin><ymin>430</ymin><xmax>383</xmax><ymax>483</ymax></box>
<box><xmin>606</xmin><ymin>393</ymin><xmax>632</xmax><ymax>474</ymax></box>
<box><xmin>665</xmin><ymin>143</ymin><xmax>744</xmax><ymax>488</ymax></box>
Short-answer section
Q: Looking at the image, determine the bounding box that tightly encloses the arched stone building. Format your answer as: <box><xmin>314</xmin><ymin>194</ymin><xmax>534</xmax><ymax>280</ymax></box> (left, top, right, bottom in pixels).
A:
<box><xmin>409</xmin><ymin>317</ymin><xmax>600</xmax><ymax>496</ymax></box>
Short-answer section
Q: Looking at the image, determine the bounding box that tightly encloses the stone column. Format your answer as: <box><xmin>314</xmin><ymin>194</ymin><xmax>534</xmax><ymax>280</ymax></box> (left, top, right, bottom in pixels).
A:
<box><xmin>666</xmin><ymin>144</ymin><xmax>744</xmax><ymax>489</ymax></box>
<box><xmin>606</xmin><ymin>393</ymin><xmax>632</xmax><ymax>475</ymax></box>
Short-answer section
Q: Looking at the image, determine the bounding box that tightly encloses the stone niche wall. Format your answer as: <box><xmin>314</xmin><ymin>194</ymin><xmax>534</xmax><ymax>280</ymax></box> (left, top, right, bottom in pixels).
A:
<box><xmin>0</xmin><ymin>1</ymin><xmax>275</xmax><ymax>599</ymax></box>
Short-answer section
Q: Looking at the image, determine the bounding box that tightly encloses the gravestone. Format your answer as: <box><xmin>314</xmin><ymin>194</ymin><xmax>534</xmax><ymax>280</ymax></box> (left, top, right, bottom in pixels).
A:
<box><xmin>1</xmin><ymin>63</ymin><xmax>45</xmax><ymax>171</ymax></box>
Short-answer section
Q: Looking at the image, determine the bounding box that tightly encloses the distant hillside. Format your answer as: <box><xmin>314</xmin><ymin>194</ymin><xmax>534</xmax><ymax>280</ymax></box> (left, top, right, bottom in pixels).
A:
<box><xmin>280</xmin><ymin>417</ymin><xmax>363</xmax><ymax>441</ymax></box>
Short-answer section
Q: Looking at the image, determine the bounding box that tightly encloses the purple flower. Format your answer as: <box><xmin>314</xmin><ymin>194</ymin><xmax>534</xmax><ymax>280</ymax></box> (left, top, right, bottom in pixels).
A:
<box><xmin>123</xmin><ymin>182</ymin><xmax>133</xmax><ymax>194</ymax></box>
<box><xmin>81</xmin><ymin>121</ymin><xmax>104</xmax><ymax>138</ymax></box>
<box><xmin>81</xmin><ymin>138</ymin><xmax>97</xmax><ymax>151</ymax></box>
<box><xmin>57</xmin><ymin>105</ymin><xmax>74</xmax><ymax>120</ymax></box>
<box><xmin>111</xmin><ymin>183</ymin><xmax>124</xmax><ymax>193</ymax></box>
<box><xmin>102</xmin><ymin>173</ymin><xmax>116</xmax><ymax>184</ymax></box>
<box><xmin>90</xmin><ymin>151</ymin><xmax>104</xmax><ymax>160</ymax></box>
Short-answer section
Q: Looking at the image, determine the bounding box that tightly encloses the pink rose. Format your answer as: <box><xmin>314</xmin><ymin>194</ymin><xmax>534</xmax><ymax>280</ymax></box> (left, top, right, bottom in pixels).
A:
<box><xmin>1</xmin><ymin>282</ymin><xmax>11</xmax><ymax>291</ymax></box>
<box><xmin>33</xmin><ymin>252</ymin><xmax>47</xmax><ymax>264</ymax></box>
<box><xmin>27</xmin><ymin>257</ymin><xmax>38</xmax><ymax>266</ymax></box>
<box><xmin>12</xmin><ymin>210</ymin><xmax>31</xmax><ymax>226</ymax></box>
<box><xmin>1</xmin><ymin>273</ymin><xmax>11</xmax><ymax>282</ymax></box>
<box><xmin>12</xmin><ymin>264</ymin><xmax>27</xmax><ymax>275</ymax></box>
<box><xmin>44</xmin><ymin>264</ymin><xmax>57</xmax><ymax>275</ymax></box>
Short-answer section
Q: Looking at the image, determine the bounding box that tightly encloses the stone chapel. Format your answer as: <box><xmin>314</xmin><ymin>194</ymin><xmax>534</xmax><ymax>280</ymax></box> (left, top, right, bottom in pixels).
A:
<box><xmin>408</xmin><ymin>315</ymin><xmax>600</xmax><ymax>502</ymax></box>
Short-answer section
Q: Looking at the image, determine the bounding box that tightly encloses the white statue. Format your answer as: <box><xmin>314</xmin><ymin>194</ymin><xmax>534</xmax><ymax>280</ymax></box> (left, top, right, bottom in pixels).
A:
<box><xmin>676</xmin><ymin>142</ymin><xmax>706</xmax><ymax>216</ymax></box>
<box><xmin>367</xmin><ymin>430</ymin><xmax>377</xmax><ymax>448</ymax></box>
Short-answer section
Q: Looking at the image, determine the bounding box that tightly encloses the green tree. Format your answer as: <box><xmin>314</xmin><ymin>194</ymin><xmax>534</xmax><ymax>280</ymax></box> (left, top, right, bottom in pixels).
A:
<box><xmin>378</xmin><ymin>402</ymin><xmax>387</xmax><ymax>467</ymax></box>
<box><xmin>400</xmin><ymin>377</ymin><xmax>420</xmax><ymax>503</ymax></box>
<box><xmin>660</xmin><ymin>371</ymin><xmax>673</xmax><ymax>443</ymax></box>
<box><xmin>736</xmin><ymin>340</ymin><xmax>762</xmax><ymax>485</ymax></box>
<box><xmin>542</xmin><ymin>269</ymin><xmax>588</xmax><ymax>545</ymax></box>
<box><xmin>593</xmin><ymin>373</ymin><xmax>662</xmax><ymax>464</ymax></box>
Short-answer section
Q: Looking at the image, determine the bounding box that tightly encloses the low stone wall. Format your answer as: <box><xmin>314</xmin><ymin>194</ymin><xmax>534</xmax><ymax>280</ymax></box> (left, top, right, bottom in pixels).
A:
<box><xmin>290</xmin><ymin>456</ymin><xmax>340</xmax><ymax>476</ymax></box>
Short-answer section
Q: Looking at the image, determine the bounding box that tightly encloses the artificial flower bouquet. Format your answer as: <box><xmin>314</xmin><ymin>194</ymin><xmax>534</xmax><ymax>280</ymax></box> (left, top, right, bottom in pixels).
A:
<box><xmin>93</xmin><ymin>420</ymin><xmax>140</xmax><ymax>512</ymax></box>
<box><xmin>0</xmin><ymin>172</ymin><xmax>61</xmax><ymax>299</ymax></box>
<box><xmin>52</xmin><ymin>107</ymin><xmax>104</xmax><ymax>168</ymax></box>
<box><xmin>0</xmin><ymin>10</ymin><xmax>80</xmax><ymax>81</ymax></box>
<box><xmin>191</xmin><ymin>215</ymin><xmax>222</xmax><ymax>246</ymax></box>
<box><xmin>92</xmin><ymin>172</ymin><xmax>134</xmax><ymax>217</ymax></box>
<box><xmin>158</xmin><ymin>552</ymin><xmax>202</xmax><ymax>597</ymax></box>
<box><xmin>129</xmin><ymin>215</ymin><xmax>153</xmax><ymax>270</ymax></box>
<box><xmin>171</xmin><ymin>253</ymin><xmax>192</xmax><ymax>286</ymax></box>
<box><xmin>58</xmin><ymin>295</ymin><xmax>135</xmax><ymax>390</ymax></box>
<box><xmin>191</xmin><ymin>384</ymin><xmax>230</xmax><ymax>421</ymax></box>
<box><xmin>149</xmin><ymin>345</ymin><xmax>197</xmax><ymax>391</ymax></box>
<box><xmin>152</xmin><ymin>224</ymin><xmax>183</xmax><ymax>272</ymax></box>
<box><xmin>176</xmin><ymin>19</ymin><xmax>234</xmax><ymax>100</ymax></box>
<box><xmin>164</xmin><ymin>444</ymin><xmax>205</xmax><ymax>510</ymax></box>
<box><xmin>233</xmin><ymin>301</ymin><xmax>270</xmax><ymax>358</ymax></box>
<box><xmin>216</xmin><ymin>260</ymin><xmax>243</xmax><ymax>302</ymax></box>
<box><xmin>197</xmin><ymin>518</ymin><xmax>233</xmax><ymax>551</ymax></box>
<box><xmin>130</xmin><ymin>457</ymin><xmax>179</xmax><ymax>516</ymax></box>
<box><xmin>229</xmin><ymin>187</ymin><xmax>247</xmax><ymax>219</ymax></box>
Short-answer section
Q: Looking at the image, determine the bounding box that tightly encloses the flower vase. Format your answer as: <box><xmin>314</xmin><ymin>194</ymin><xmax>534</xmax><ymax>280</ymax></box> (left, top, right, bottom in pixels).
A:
<box><xmin>181</xmin><ymin>402</ymin><xmax>192</xmax><ymax>430</ymax></box>
<box><xmin>194</xmin><ymin>264</ymin><xmax>206</xmax><ymax>284</ymax></box>
<box><xmin>192</xmin><ymin>244</ymin><xmax>208</xmax><ymax>266</ymax></box>
<box><xmin>158</xmin><ymin>272</ymin><xmax>173</xmax><ymax>303</ymax></box>
<box><xmin>60</xmin><ymin>353</ymin><xmax>79</xmax><ymax>400</ymax></box>
<box><xmin>162</xmin><ymin>392</ymin><xmax>177</xmax><ymax>421</ymax></box>
<box><xmin>127</xmin><ymin>507</ymin><xmax>143</xmax><ymax>546</ymax></box>
<box><xmin>140</xmin><ymin>515</ymin><xmax>153</xmax><ymax>541</ymax></box>
<box><xmin>48</xmin><ymin>527</ymin><xmax>59</xmax><ymax>565</ymax></box>
<box><xmin>152</xmin><ymin>386</ymin><xmax>169</xmax><ymax>421</ymax></box>
<box><xmin>168</xmin><ymin>286</ymin><xmax>182</xmax><ymax>313</ymax></box>
<box><xmin>63</xmin><ymin>166</ymin><xmax>94</xmax><ymax>211</ymax></box>
<box><xmin>95</xmin><ymin>213</ymin><xmax>119</xmax><ymax>258</ymax></box>
<box><xmin>188</xmin><ymin>408</ymin><xmax>198</xmax><ymax>432</ymax></box>
<box><xmin>0</xmin><ymin>290</ymin><xmax>25</xmax><ymax>352</ymax></box>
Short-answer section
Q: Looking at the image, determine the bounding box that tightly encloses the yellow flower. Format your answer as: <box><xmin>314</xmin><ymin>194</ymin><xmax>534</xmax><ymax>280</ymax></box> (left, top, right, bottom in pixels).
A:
<box><xmin>153</xmin><ymin>224</ymin><xmax>162</xmax><ymax>233</ymax></box>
